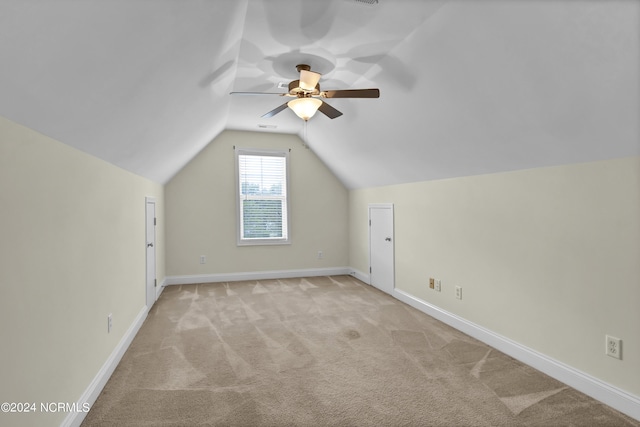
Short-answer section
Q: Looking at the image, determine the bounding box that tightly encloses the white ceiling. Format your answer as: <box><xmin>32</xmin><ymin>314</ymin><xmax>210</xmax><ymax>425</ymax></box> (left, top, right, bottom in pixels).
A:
<box><xmin>1</xmin><ymin>0</ymin><xmax>638</xmax><ymax>189</ymax></box>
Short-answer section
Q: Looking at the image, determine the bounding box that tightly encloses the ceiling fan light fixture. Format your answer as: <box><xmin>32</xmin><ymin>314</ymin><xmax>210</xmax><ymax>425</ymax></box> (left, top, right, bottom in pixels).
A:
<box><xmin>299</xmin><ymin>70</ymin><xmax>321</xmax><ymax>91</ymax></box>
<box><xmin>288</xmin><ymin>97</ymin><xmax>322</xmax><ymax>121</ymax></box>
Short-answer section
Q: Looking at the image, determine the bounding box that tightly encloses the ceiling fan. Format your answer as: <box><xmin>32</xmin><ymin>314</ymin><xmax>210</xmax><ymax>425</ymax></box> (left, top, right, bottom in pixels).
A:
<box><xmin>230</xmin><ymin>64</ymin><xmax>380</xmax><ymax>121</ymax></box>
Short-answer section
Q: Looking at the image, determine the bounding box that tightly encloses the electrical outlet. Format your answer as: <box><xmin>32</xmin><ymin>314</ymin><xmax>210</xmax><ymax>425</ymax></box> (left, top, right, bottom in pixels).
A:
<box><xmin>107</xmin><ymin>314</ymin><xmax>112</xmax><ymax>333</ymax></box>
<box><xmin>455</xmin><ymin>286</ymin><xmax>462</xmax><ymax>300</ymax></box>
<box><xmin>200</xmin><ymin>255</ymin><xmax>206</xmax><ymax>264</ymax></box>
<box><xmin>606</xmin><ymin>335</ymin><xmax>622</xmax><ymax>359</ymax></box>
<box><xmin>429</xmin><ymin>278</ymin><xmax>435</xmax><ymax>289</ymax></box>
<box><xmin>435</xmin><ymin>280</ymin><xmax>441</xmax><ymax>292</ymax></box>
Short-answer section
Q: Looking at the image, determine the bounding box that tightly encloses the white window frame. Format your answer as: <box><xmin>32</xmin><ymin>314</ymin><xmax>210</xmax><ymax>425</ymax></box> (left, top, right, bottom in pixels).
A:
<box><xmin>235</xmin><ymin>147</ymin><xmax>291</xmax><ymax>246</ymax></box>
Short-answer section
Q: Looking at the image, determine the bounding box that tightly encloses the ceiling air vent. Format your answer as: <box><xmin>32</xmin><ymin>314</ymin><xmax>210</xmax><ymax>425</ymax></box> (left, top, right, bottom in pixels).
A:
<box><xmin>353</xmin><ymin>0</ymin><xmax>378</xmax><ymax>4</ymax></box>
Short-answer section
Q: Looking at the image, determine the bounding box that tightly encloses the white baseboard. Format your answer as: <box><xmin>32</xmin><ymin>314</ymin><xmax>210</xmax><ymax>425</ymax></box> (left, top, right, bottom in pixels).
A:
<box><xmin>156</xmin><ymin>277</ymin><xmax>166</xmax><ymax>300</ymax></box>
<box><xmin>348</xmin><ymin>268</ymin><xmax>370</xmax><ymax>285</ymax></box>
<box><xmin>165</xmin><ymin>267</ymin><xmax>351</xmax><ymax>286</ymax></box>
<box><xmin>61</xmin><ymin>306</ymin><xmax>148</xmax><ymax>427</ymax></box>
<box><xmin>392</xmin><ymin>288</ymin><xmax>640</xmax><ymax>422</ymax></box>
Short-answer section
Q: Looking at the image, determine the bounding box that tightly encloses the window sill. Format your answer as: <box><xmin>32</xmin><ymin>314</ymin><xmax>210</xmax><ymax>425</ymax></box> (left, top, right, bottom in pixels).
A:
<box><xmin>237</xmin><ymin>239</ymin><xmax>291</xmax><ymax>247</ymax></box>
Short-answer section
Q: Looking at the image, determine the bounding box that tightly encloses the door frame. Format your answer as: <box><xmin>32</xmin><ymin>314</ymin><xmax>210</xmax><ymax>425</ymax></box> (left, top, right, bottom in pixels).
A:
<box><xmin>145</xmin><ymin>197</ymin><xmax>157</xmax><ymax>310</ymax></box>
<box><xmin>368</xmin><ymin>203</ymin><xmax>395</xmax><ymax>295</ymax></box>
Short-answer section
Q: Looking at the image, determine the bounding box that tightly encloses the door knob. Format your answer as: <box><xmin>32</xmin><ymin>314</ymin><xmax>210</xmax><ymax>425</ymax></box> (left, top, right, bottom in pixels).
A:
<box><xmin>385</xmin><ymin>237</ymin><xmax>392</xmax><ymax>242</ymax></box>
<box><xmin>147</xmin><ymin>243</ymin><xmax>154</xmax><ymax>247</ymax></box>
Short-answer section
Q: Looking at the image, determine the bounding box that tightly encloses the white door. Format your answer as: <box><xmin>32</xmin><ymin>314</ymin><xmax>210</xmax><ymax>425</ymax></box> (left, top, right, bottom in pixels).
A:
<box><xmin>145</xmin><ymin>198</ymin><xmax>157</xmax><ymax>309</ymax></box>
<box><xmin>369</xmin><ymin>204</ymin><xmax>394</xmax><ymax>295</ymax></box>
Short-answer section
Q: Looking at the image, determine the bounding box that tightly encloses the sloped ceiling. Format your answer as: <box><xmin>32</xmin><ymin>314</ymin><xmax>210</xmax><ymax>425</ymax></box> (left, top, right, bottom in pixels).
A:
<box><xmin>1</xmin><ymin>0</ymin><xmax>638</xmax><ymax>189</ymax></box>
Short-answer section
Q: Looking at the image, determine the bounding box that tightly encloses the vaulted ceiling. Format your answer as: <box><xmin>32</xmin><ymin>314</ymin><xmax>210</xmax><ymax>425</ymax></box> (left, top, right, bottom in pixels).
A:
<box><xmin>1</xmin><ymin>0</ymin><xmax>638</xmax><ymax>189</ymax></box>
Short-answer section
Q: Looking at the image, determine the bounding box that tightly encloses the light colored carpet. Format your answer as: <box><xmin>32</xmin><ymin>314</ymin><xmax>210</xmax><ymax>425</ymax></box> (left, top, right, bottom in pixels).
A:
<box><xmin>82</xmin><ymin>275</ymin><xmax>638</xmax><ymax>426</ymax></box>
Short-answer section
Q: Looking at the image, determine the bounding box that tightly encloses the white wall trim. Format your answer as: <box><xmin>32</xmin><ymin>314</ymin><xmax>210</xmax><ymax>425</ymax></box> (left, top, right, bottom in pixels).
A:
<box><xmin>349</xmin><ymin>268</ymin><xmax>370</xmax><ymax>285</ymax></box>
<box><xmin>392</xmin><ymin>288</ymin><xmax>640</xmax><ymax>422</ymax></box>
<box><xmin>156</xmin><ymin>277</ymin><xmax>166</xmax><ymax>300</ymax></box>
<box><xmin>165</xmin><ymin>267</ymin><xmax>351</xmax><ymax>285</ymax></box>
<box><xmin>61</xmin><ymin>306</ymin><xmax>148</xmax><ymax>427</ymax></box>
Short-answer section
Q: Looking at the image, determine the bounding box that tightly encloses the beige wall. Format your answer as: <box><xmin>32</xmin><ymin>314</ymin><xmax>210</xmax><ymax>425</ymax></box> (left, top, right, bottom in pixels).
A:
<box><xmin>349</xmin><ymin>157</ymin><xmax>640</xmax><ymax>397</ymax></box>
<box><xmin>0</xmin><ymin>116</ymin><xmax>165</xmax><ymax>427</ymax></box>
<box><xmin>165</xmin><ymin>130</ymin><xmax>348</xmax><ymax>276</ymax></box>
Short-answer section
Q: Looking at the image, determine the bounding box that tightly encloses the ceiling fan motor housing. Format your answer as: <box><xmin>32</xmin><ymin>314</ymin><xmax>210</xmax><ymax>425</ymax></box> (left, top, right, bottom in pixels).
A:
<box><xmin>288</xmin><ymin>80</ymin><xmax>320</xmax><ymax>96</ymax></box>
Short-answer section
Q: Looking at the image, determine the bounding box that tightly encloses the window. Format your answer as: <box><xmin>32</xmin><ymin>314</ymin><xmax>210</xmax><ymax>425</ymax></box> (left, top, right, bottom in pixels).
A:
<box><xmin>235</xmin><ymin>147</ymin><xmax>290</xmax><ymax>245</ymax></box>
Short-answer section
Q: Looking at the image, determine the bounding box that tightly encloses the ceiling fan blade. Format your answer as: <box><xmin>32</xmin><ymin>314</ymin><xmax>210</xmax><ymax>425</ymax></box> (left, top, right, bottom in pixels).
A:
<box><xmin>261</xmin><ymin>102</ymin><xmax>289</xmax><ymax>118</ymax></box>
<box><xmin>230</xmin><ymin>91</ymin><xmax>286</xmax><ymax>96</ymax></box>
<box><xmin>318</xmin><ymin>101</ymin><xmax>343</xmax><ymax>119</ymax></box>
<box><xmin>321</xmin><ymin>88</ymin><xmax>380</xmax><ymax>99</ymax></box>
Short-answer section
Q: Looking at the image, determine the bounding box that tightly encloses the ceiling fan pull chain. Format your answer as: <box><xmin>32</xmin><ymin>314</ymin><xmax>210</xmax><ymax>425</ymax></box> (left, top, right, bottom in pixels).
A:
<box><xmin>303</xmin><ymin>120</ymin><xmax>308</xmax><ymax>149</ymax></box>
